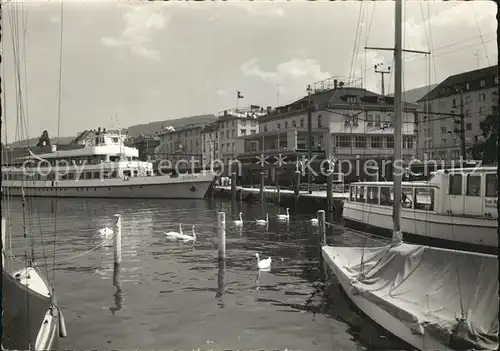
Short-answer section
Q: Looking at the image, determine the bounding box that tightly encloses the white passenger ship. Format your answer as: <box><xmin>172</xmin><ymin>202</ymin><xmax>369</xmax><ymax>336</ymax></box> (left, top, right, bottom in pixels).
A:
<box><xmin>1</xmin><ymin>132</ymin><xmax>215</xmax><ymax>199</ymax></box>
<box><xmin>343</xmin><ymin>166</ymin><xmax>498</xmax><ymax>249</ymax></box>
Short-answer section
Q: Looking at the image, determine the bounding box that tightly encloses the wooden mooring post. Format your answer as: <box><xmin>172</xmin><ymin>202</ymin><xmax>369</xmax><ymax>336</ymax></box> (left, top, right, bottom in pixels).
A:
<box><xmin>113</xmin><ymin>214</ymin><xmax>122</xmax><ymax>266</ymax></box>
<box><xmin>231</xmin><ymin>172</ymin><xmax>237</xmax><ymax>203</ymax></box>
<box><xmin>293</xmin><ymin>170</ymin><xmax>301</xmax><ymax>203</ymax></box>
<box><xmin>276</xmin><ymin>171</ymin><xmax>281</xmax><ymax>204</ymax></box>
<box><xmin>217</xmin><ymin>212</ymin><xmax>226</xmax><ymax>261</ymax></box>
<box><xmin>317</xmin><ymin>210</ymin><xmax>326</xmax><ymax>246</ymax></box>
<box><xmin>259</xmin><ymin>171</ymin><xmax>265</xmax><ymax>203</ymax></box>
<box><xmin>2</xmin><ymin>218</ymin><xmax>5</xmax><ymax>268</ymax></box>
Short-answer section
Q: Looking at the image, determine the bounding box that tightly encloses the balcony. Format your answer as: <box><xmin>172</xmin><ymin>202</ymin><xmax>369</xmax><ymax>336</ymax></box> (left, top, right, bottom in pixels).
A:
<box><xmin>235</xmin><ymin>128</ymin><xmax>329</xmax><ymax>158</ymax></box>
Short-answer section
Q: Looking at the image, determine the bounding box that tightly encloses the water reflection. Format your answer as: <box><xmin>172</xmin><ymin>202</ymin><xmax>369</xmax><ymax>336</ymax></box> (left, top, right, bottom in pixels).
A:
<box><xmin>215</xmin><ymin>259</ymin><xmax>225</xmax><ymax>302</ymax></box>
<box><xmin>109</xmin><ymin>263</ymin><xmax>123</xmax><ymax>315</ymax></box>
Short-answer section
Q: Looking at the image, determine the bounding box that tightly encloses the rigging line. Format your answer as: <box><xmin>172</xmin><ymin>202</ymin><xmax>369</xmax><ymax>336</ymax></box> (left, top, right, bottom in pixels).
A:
<box><xmin>471</xmin><ymin>3</ymin><xmax>491</xmax><ymax>66</ymax></box>
<box><xmin>347</xmin><ymin>1</ymin><xmax>364</xmax><ymax>86</ymax></box>
<box><xmin>52</xmin><ymin>0</ymin><xmax>64</xmax><ymax>291</ymax></box>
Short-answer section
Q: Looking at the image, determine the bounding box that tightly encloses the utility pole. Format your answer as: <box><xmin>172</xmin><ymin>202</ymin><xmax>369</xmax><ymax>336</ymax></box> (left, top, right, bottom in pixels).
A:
<box><xmin>306</xmin><ymin>84</ymin><xmax>313</xmax><ymax>194</ymax></box>
<box><xmin>374</xmin><ymin>63</ymin><xmax>391</xmax><ymax>96</ymax></box>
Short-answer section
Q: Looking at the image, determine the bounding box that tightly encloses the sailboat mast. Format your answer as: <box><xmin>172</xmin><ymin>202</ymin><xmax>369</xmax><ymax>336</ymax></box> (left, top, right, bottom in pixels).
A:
<box><xmin>393</xmin><ymin>0</ymin><xmax>403</xmax><ymax>236</ymax></box>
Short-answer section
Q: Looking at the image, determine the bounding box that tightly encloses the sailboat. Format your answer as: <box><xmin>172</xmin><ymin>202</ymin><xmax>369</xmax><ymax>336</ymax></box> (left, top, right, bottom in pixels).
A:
<box><xmin>1</xmin><ymin>3</ymin><xmax>67</xmax><ymax>349</ymax></box>
<box><xmin>321</xmin><ymin>0</ymin><xmax>499</xmax><ymax>350</ymax></box>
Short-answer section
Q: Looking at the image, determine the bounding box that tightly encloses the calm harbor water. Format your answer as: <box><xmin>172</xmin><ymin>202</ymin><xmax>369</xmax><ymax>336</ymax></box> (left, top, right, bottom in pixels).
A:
<box><xmin>3</xmin><ymin>197</ymin><xmax>411</xmax><ymax>350</ymax></box>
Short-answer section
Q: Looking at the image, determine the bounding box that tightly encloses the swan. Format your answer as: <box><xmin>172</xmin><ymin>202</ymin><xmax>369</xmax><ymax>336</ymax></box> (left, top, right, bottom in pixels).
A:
<box><xmin>276</xmin><ymin>208</ymin><xmax>290</xmax><ymax>220</ymax></box>
<box><xmin>164</xmin><ymin>224</ymin><xmax>196</xmax><ymax>242</ymax></box>
<box><xmin>255</xmin><ymin>253</ymin><xmax>272</xmax><ymax>269</ymax></box>
<box><xmin>310</xmin><ymin>218</ymin><xmax>318</xmax><ymax>226</ymax></box>
<box><xmin>234</xmin><ymin>212</ymin><xmax>243</xmax><ymax>226</ymax></box>
<box><xmin>255</xmin><ymin>213</ymin><xmax>268</xmax><ymax>225</ymax></box>
<box><xmin>98</xmin><ymin>227</ymin><xmax>114</xmax><ymax>239</ymax></box>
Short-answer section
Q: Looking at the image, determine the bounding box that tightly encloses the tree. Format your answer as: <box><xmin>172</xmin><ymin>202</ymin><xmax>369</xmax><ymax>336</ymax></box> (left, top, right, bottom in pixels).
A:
<box><xmin>469</xmin><ymin>114</ymin><xmax>498</xmax><ymax>165</ymax></box>
<box><xmin>36</xmin><ymin>130</ymin><xmax>51</xmax><ymax>147</ymax></box>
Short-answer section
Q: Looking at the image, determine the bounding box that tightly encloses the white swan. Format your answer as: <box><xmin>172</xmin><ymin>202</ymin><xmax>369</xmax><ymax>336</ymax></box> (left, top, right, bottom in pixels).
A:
<box><xmin>234</xmin><ymin>212</ymin><xmax>243</xmax><ymax>226</ymax></box>
<box><xmin>98</xmin><ymin>227</ymin><xmax>114</xmax><ymax>239</ymax></box>
<box><xmin>255</xmin><ymin>213</ymin><xmax>268</xmax><ymax>225</ymax></box>
<box><xmin>164</xmin><ymin>224</ymin><xmax>196</xmax><ymax>242</ymax></box>
<box><xmin>276</xmin><ymin>208</ymin><xmax>290</xmax><ymax>220</ymax></box>
<box><xmin>310</xmin><ymin>218</ymin><xmax>318</xmax><ymax>226</ymax></box>
<box><xmin>255</xmin><ymin>253</ymin><xmax>272</xmax><ymax>269</ymax></box>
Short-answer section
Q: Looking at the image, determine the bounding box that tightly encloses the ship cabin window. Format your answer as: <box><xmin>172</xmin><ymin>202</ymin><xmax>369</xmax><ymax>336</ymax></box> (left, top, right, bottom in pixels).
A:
<box><xmin>449</xmin><ymin>174</ymin><xmax>462</xmax><ymax>195</ymax></box>
<box><xmin>133</xmin><ymin>170</ymin><xmax>138</xmax><ymax>177</ymax></box>
<box><xmin>110</xmin><ymin>156</ymin><xmax>120</xmax><ymax>162</ymax></box>
<box><xmin>402</xmin><ymin>187</ymin><xmax>413</xmax><ymax>208</ymax></box>
<box><xmin>366</xmin><ymin>187</ymin><xmax>379</xmax><ymax>204</ymax></box>
<box><xmin>355</xmin><ymin>186</ymin><xmax>365</xmax><ymax>203</ymax></box>
<box><xmin>485</xmin><ymin>174</ymin><xmax>498</xmax><ymax>197</ymax></box>
<box><xmin>123</xmin><ymin>170</ymin><xmax>131</xmax><ymax>178</ymax></box>
<box><xmin>83</xmin><ymin>172</ymin><xmax>91</xmax><ymax>180</ymax></box>
<box><xmin>350</xmin><ymin>186</ymin><xmax>356</xmax><ymax>201</ymax></box>
<box><xmin>68</xmin><ymin>172</ymin><xmax>75</xmax><ymax>180</ymax></box>
<box><xmin>380</xmin><ymin>187</ymin><xmax>394</xmax><ymax>206</ymax></box>
<box><xmin>414</xmin><ymin>188</ymin><xmax>434</xmax><ymax>211</ymax></box>
<box><xmin>466</xmin><ymin>174</ymin><xmax>481</xmax><ymax>197</ymax></box>
<box><xmin>93</xmin><ymin>172</ymin><xmax>101</xmax><ymax>179</ymax></box>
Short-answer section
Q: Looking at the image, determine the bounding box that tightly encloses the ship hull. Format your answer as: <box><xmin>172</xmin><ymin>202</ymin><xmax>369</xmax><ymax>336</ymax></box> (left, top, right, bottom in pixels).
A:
<box><xmin>2</xmin><ymin>173</ymin><xmax>215</xmax><ymax>199</ymax></box>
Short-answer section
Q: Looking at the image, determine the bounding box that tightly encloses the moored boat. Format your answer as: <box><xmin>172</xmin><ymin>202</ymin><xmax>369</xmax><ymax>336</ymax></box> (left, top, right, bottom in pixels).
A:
<box><xmin>2</xmin><ymin>131</ymin><xmax>216</xmax><ymax>199</ymax></box>
<box><xmin>342</xmin><ymin>166</ymin><xmax>498</xmax><ymax>250</ymax></box>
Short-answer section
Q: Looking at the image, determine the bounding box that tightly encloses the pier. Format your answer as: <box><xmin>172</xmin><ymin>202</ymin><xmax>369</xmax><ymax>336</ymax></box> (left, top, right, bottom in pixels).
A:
<box><xmin>213</xmin><ymin>185</ymin><xmax>348</xmax><ymax>215</ymax></box>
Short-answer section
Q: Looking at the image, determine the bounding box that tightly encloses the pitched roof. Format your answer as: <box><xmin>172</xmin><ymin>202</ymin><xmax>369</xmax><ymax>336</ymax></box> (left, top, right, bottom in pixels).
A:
<box><xmin>417</xmin><ymin>65</ymin><xmax>498</xmax><ymax>102</ymax></box>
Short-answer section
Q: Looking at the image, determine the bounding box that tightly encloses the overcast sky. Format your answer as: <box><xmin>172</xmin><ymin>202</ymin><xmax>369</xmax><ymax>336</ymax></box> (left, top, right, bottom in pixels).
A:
<box><xmin>1</xmin><ymin>0</ymin><xmax>497</xmax><ymax>143</ymax></box>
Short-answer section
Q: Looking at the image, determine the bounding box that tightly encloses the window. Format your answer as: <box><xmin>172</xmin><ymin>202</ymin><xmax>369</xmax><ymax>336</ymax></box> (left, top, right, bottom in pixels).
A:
<box><xmin>355</xmin><ymin>136</ymin><xmax>366</xmax><ymax>148</ymax></box>
<box><xmin>318</xmin><ymin>115</ymin><xmax>323</xmax><ymax>127</ymax></box>
<box><xmin>277</xmin><ymin>123</ymin><xmax>281</xmax><ymax>129</ymax></box>
<box><xmin>485</xmin><ymin>174</ymin><xmax>498</xmax><ymax>197</ymax></box>
<box><xmin>452</xmin><ymin>98</ymin><xmax>457</xmax><ymax>107</ymax></box>
<box><xmin>374</xmin><ymin>114</ymin><xmax>381</xmax><ymax>127</ymax></box>
<box><xmin>480</xmin><ymin>79</ymin><xmax>486</xmax><ymax>88</ymax></box>
<box><xmin>441</xmin><ymin>138</ymin><xmax>447</xmax><ymax>146</ymax></box>
<box><xmin>466</xmin><ymin>123</ymin><xmax>472</xmax><ymax>131</ymax></box>
<box><xmin>478</xmin><ymin>93</ymin><xmax>486</xmax><ymax>102</ymax></box>
<box><xmin>264</xmin><ymin>125</ymin><xmax>268</xmax><ymax>132</ymax></box>
<box><xmin>440</xmin><ymin>126</ymin><xmax>447</xmax><ymax>133</ymax></box>
<box><xmin>285</xmin><ymin>121</ymin><xmax>288</xmax><ymax>128</ymax></box>
<box><xmin>366</xmin><ymin>114</ymin><xmax>373</xmax><ymax>127</ymax></box>
<box><xmin>402</xmin><ymin>187</ymin><xmax>413</xmax><ymax>208</ymax></box>
<box><xmin>366</xmin><ymin>187</ymin><xmax>379</xmax><ymax>204</ymax></box>
<box><xmin>466</xmin><ymin>175</ymin><xmax>481</xmax><ymax>196</ymax></box>
<box><xmin>386</xmin><ymin>136</ymin><xmax>394</xmax><ymax>148</ymax></box>
<box><xmin>355</xmin><ymin>186</ymin><xmax>365</xmax><ymax>203</ymax></box>
<box><xmin>350</xmin><ymin>186</ymin><xmax>356</xmax><ymax>201</ymax></box>
<box><xmin>292</xmin><ymin>120</ymin><xmax>297</xmax><ymax>127</ymax></box>
<box><xmin>449</xmin><ymin>174</ymin><xmax>462</xmax><ymax>195</ymax></box>
<box><xmin>300</xmin><ymin>119</ymin><xmax>304</xmax><ymax>128</ymax></box>
<box><xmin>371</xmin><ymin>136</ymin><xmax>381</xmax><ymax>148</ymax></box>
<box><xmin>414</xmin><ymin>188</ymin><xmax>434</xmax><ymax>211</ymax></box>
<box><xmin>336</xmin><ymin>135</ymin><xmax>351</xmax><ymax>148</ymax></box>
<box><xmin>380</xmin><ymin>187</ymin><xmax>394</xmax><ymax>206</ymax></box>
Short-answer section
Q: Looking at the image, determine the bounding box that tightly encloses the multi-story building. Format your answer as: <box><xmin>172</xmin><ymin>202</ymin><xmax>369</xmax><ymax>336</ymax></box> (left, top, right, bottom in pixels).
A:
<box><xmin>215</xmin><ymin>106</ymin><xmax>263</xmax><ymax>175</ymax></box>
<box><xmin>235</xmin><ymin>77</ymin><xmax>418</xmax><ymax>184</ymax></box>
<box><xmin>416</xmin><ymin>65</ymin><xmax>498</xmax><ymax>161</ymax></box>
<box><xmin>158</xmin><ymin>124</ymin><xmax>204</xmax><ymax>171</ymax></box>
<box><xmin>200</xmin><ymin>122</ymin><xmax>218</xmax><ymax>167</ymax></box>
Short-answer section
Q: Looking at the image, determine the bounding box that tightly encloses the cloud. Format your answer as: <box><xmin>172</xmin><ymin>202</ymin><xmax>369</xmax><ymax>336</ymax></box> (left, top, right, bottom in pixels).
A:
<box><xmin>101</xmin><ymin>4</ymin><xmax>167</xmax><ymax>61</ymax></box>
<box><xmin>216</xmin><ymin>89</ymin><xmax>227</xmax><ymax>97</ymax></box>
<box><xmin>241</xmin><ymin>58</ymin><xmax>330</xmax><ymax>85</ymax></box>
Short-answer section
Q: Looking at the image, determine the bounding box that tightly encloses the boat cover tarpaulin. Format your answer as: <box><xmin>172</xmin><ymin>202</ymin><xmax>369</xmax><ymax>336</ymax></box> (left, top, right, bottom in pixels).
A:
<box><xmin>324</xmin><ymin>243</ymin><xmax>498</xmax><ymax>350</ymax></box>
<box><xmin>2</xmin><ymin>268</ymin><xmax>52</xmax><ymax>350</ymax></box>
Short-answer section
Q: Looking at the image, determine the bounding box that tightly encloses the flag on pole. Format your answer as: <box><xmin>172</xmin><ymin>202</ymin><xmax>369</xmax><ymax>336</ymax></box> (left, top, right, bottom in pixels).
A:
<box><xmin>237</xmin><ymin>91</ymin><xmax>244</xmax><ymax>99</ymax></box>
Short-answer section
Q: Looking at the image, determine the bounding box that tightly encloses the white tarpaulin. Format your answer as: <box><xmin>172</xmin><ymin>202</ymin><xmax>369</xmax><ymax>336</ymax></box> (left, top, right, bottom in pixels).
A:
<box><xmin>324</xmin><ymin>243</ymin><xmax>498</xmax><ymax>350</ymax></box>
